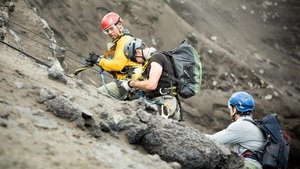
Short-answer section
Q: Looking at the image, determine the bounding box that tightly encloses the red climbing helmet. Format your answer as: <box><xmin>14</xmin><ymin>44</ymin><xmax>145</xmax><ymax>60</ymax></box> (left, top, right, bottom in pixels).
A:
<box><xmin>101</xmin><ymin>12</ymin><xmax>122</xmax><ymax>30</ymax></box>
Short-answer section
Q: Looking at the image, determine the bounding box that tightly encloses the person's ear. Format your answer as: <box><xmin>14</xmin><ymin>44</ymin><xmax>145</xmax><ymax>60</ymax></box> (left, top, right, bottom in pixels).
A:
<box><xmin>232</xmin><ymin>107</ymin><xmax>237</xmax><ymax>114</ymax></box>
<box><xmin>116</xmin><ymin>22</ymin><xmax>122</xmax><ymax>29</ymax></box>
<box><xmin>135</xmin><ymin>49</ymin><xmax>141</xmax><ymax>56</ymax></box>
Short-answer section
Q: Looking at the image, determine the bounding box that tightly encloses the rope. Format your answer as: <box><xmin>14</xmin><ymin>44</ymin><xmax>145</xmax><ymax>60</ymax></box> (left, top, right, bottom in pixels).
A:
<box><xmin>8</xmin><ymin>27</ymin><xmax>84</xmax><ymax>65</ymax></box>
<box><xmin>7</xmin><ymin>21</ymin><xmax>114</xmax><ymax>77</ymax></box>
<box><xmin>4</xmin><ymin>20</ymin><xmax>123</xmax><ymax>98</ymax></box>
<box><xmin>1</xmin><ymin>33</ymin><xmax>142</xmax><ymax>103</ymax></box>
<box><xmin>1</xmin><ymin>38</ymin><xmax>117</xmax><ymax>89</ymax></box>
<box><xmin>8</xmin><ymin>20</ymin><xmax>83</xmax><ymax>57</ymax></box>
<box><xmin>0</xmin><ymin>40</ymin><xmax>51</xmax><ymax>68</ymax></box>
<box><xmin>1</xmin><ymin>39</ymin><xmax>122</xmax><ymax>101</ymax></box>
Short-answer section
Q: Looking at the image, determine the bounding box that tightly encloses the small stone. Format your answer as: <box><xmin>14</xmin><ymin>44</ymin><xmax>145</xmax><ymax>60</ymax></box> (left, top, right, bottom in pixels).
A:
<box><xmin>259</xmin><ymin>69</ymin><xmax>264</xmax><ymax>74</ymax></box>
<box><xmin>264</xmin><ymin>94</ymin><xmax>273</xmax><ymax>100</ymax></box>
<box><xmin>241</xmin><ymin>5</ymin><xmax>247</xmax><ymax>10</ymax></box>
<box><xmin>210</xmin><ymin>36</ymin><xmax>217</xmax><ymax>42</ymax></box>
<box><xmin>212</xmin><ymin>81</ymin><xmax>218</xmax><ymax>86</ymax></box>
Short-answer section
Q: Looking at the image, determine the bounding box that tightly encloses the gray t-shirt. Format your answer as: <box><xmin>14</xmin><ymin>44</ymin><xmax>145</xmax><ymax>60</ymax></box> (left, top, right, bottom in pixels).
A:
<box><xmin>207</xmin><ymin>115</ymin><xmax>265</xmax><ymax>155</ymax></box>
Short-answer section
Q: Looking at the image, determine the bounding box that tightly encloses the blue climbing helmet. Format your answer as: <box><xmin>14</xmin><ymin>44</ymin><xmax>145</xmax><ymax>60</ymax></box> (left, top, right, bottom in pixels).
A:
<box><xmin>228</xmin><ymin>92</ymin><xmax>255</xmax><ymax>113</ymax></box>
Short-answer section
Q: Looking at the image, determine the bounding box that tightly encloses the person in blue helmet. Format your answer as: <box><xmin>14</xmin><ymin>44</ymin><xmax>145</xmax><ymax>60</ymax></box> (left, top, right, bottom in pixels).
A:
<box><xmin>206</xmin><ymin>91</ymin><xmax>265</xmax><ymax>169</ymax></box>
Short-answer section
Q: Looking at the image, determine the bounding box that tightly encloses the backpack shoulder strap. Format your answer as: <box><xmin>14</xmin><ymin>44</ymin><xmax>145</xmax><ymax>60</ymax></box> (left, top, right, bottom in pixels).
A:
<box><xmin>243</xmin><ymin>118</ymin><xmax>270</xmax><ymax>143</ymax></box>
<box><xmin>242</xmin><ymin>118</ymin><xmax>270</xmax><ymax>155</ymax></box>
<box><xmin>243</xmin><ymin>118</ymin><xmax>257</xmax><ymax>125</ymax></box>
<box><xmin>242</xmin><ymin>118</ymin><xmax>263</xmax><ymax>132</ymax></box>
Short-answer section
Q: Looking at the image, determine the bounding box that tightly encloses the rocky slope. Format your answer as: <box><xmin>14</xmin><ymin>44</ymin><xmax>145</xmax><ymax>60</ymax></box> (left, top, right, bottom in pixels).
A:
<box><xmin>1</xmin><ymin>0</ymin><xmax>299</xmax><ymax>168</ymax></box>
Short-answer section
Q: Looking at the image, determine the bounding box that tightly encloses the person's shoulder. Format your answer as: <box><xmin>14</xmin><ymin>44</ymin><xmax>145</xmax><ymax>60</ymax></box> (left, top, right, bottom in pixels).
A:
<box><xmin>150</xmin><ymin>52</ymin><xmax>165</xmax><ymax>62</ymax></box>
<box><xmin>227</xmin><ymin>119</ymin><xmax>247</xmax><ymax>129</ymax></box>
<box><xmin>152</xmin><ymin>51</ymin><xmax>164</xmax><ymax>57</ymax></box>
<box><xmin>119</xmin><ymin>35</ymin><xmax>132</xmax><ymax>41</ymax></box>
<box><xmin>117</xmin><ymin>35</ymin><xmax>132</xmax><ymax>46</ymax></box>
<box><xmin>228</xmin><ymin>118</ymin><xmax>256</xmax><ymax>131</ymax></box>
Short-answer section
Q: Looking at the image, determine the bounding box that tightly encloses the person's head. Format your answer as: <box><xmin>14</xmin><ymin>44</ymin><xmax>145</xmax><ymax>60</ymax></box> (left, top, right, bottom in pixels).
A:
<box><xmin>227</xmin><ymin>91</ymin><xmax>255</xmax><ymax>121</ymax></box>
<box><xmin>101</xmin><ymin>12</ymin><xmax>124</xmax><ymax>40</ymax></box>
<box><xmin>124</xmin><ymin>37</ymin><xmax>146</xmax><ymax>63</ymax></box>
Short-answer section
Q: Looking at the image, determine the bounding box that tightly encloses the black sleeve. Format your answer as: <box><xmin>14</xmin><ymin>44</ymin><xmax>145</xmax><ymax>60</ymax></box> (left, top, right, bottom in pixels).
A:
<box><xmin>150</xmin><ymin>52</ymin><xmax>165</xmax><ymax>67</ymax></box>
<box><xmin>150</xmin><ymin>52</ymin><xmax>175</xmax><ymax>79</ymax></box>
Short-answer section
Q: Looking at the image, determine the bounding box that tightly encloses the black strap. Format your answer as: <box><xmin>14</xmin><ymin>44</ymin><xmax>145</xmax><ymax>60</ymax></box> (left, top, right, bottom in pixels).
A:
<box><xmin>176</xmin><ymin>95</ymin><xmax>184</xmax><ymax>121</ymax></box>
<box><xmin>0</xmin><ymin>40</ymin><xmax>51</xmax><ymax>68</ymax></box>
<box><xmin>162</xmin><ymin>72</ymin><xmax>186</xmax><ymax>86</ymax></box>
<box><xmin>160</xmin><ymin>51</ymin><xmax>187</xmax><ymax>86</ymax></box>
<box><xmin>242</xmin><ymin>118</ymin><xmax>270</xmax><ymax>162</ymax></box>
<box><xmin>146</xmin><ymin>86</ymin><xmax>177</xmax><ymax>98</ymax></box>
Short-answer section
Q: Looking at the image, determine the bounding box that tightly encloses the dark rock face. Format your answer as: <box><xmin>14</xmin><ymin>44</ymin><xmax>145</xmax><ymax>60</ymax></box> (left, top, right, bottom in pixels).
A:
<box><xmin>38</xmin><ymin>87</ymin><xmax>92</xmax><ymax>122</ymax></box>
<box><xmin>38</xmin><ymin>90</ymin><xmax>244</xmax><ymax>168</ymax></box>
<box><xmin>142</xmin><ymin>124</ymin><xmax>222</xmax><ymax>168</ymax></box>
<box><xmin>126</xmin><ymin>123</ymin><xmax>148</xmax><ymax>144</ymax></box>
<box><xmin>45</xmin><ymin>95</ymin><xmax>80</xmax><ymax>120</ymax></box>
<box><xmin>126</xmin><ymin>111</ymin><xmax>243</xmax><ymax>169</ymax></box>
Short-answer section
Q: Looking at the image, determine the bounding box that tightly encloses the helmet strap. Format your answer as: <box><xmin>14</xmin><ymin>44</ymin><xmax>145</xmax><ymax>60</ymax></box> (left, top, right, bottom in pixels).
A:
<box><xmin>131</xmin><ymin>49</ymin><xmax>145</xmax><ymax>63</ymax></box>
<box><xmin>141</xmin><ymin>49</ymin><xmax>145</xmax><ymax>60</ymax></box>
<box><xmin>137</xmin><ymin>48</ymin><xmax>146</xmax><ymax>63</ymax></box>
<box><xmin>115</xmin><ymin>22</ymin><xmax>124</xmax><ymax>36</ymax></box>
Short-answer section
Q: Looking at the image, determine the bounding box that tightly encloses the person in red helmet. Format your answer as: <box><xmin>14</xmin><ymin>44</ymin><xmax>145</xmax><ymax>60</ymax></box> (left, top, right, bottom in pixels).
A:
<box><xmin>101</xmin><ymin>12</ymin><xmax>125</xmax><ymax>41</ymax></box>
<box><xmin>85</xmin><ymin>12</ymin><xmax>143</xmax><ymax>99</ymax></box>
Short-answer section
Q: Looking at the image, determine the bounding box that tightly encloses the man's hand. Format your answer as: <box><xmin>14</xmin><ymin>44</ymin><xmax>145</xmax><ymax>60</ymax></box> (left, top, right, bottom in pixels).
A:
<box><xmin>119</xmin><ymin>80</ymin><xmax>135</xmax><ymax>99</ymax></box>
<box><xmin>121</xmin><ymin>80</ymin><xmax>132</xmax><ymax>91</ymax></box>
<box><xmin>85</xmin><ymin>51</ymin><xmax>101</xmax><ymax>66</ymax></box>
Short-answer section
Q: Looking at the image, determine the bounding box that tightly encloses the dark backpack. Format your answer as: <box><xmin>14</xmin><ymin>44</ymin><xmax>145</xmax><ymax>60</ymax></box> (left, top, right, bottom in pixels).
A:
<box><xmin>162</xmin><ymin>39</ymin><xmax>202</xmax><ymax>98</ymax></box>
<box><xmin>244</xmin><ymin>113</ymin><xmax>290</xmax><ymax>169</ymax></box>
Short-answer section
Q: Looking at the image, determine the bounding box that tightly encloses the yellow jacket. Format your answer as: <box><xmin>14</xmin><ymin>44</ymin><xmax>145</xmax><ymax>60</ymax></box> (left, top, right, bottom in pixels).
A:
<box><xmin>98</xmin><ymin>35</ymin><xmax>142</xmax><ymax>80</ymax></box>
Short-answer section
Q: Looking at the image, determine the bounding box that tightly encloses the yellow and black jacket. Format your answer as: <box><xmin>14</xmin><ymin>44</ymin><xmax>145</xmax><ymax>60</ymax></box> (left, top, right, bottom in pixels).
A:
<box><xmin>98</xmin><ymin>32</ymin><xmax>142</xmax><ymax>80</ymax></box>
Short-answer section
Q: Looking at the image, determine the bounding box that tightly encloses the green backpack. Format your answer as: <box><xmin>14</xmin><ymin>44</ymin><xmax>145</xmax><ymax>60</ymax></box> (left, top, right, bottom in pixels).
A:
<box><xmin>162</xmin><ymin>39</ymin><xmax>202</xmax><ymax>98</ymax></box>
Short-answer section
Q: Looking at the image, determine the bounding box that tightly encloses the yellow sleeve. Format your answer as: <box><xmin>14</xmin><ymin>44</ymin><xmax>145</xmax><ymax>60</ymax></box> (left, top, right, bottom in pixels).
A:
<box><xmin>98</xmin><ymin>35</ymin><xmax>131</xmax><ymax>72</ymax></box>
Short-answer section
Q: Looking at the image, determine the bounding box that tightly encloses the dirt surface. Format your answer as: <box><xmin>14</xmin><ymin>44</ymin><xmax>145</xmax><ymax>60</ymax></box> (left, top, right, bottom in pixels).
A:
<box><xmin>0</xmin><ymin>0</ymin><xmax>299</xmax><ymax>168</ymax></box>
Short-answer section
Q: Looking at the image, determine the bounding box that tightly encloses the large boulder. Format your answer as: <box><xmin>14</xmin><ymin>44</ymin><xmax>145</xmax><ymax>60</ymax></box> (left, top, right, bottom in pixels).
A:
<box><xmin>126</xmin><ymin>111</ymin><xmax>244</xmax><ymax>169</ymax></box>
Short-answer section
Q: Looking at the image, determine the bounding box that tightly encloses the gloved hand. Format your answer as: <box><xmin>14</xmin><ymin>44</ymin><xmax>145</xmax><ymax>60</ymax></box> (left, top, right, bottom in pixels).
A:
<box><xmin>121</xmin><ymin>80</ymin><xmax>132</xmax><ymax>91</ymax></box>
<box><xmin>85</xmin><ymin>51</ymin><xmax>101</xmax><ymax>66</ymax></box>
